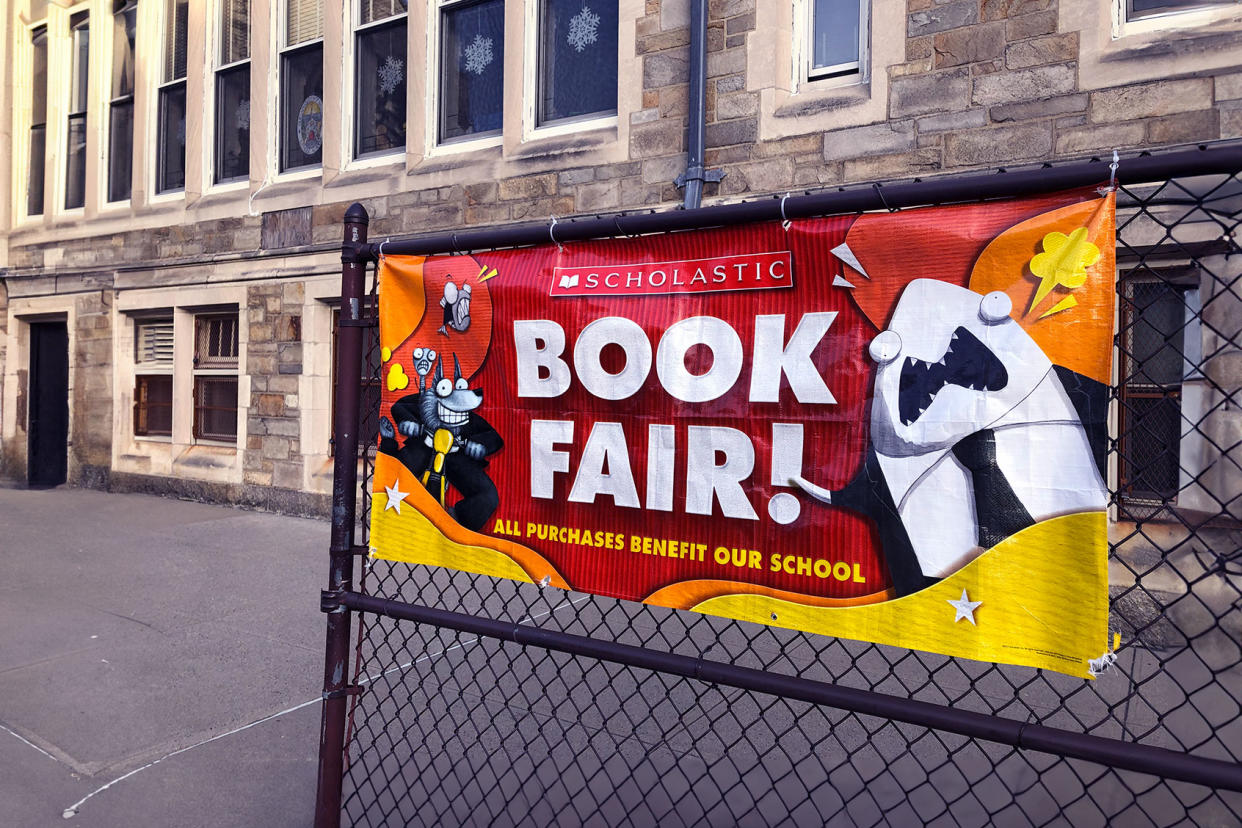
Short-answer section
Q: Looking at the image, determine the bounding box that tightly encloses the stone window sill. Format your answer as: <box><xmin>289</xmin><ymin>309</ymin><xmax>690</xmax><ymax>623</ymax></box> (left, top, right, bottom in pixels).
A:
<box><xmin>773</xmin><ymin>82</ymin><xmax>873</xmax><ymax>121</ymax></box>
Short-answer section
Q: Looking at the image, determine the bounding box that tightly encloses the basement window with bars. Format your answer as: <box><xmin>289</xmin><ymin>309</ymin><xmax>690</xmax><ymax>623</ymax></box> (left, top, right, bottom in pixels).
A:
<box><xmin>134</xmin><ymin>319</ymin><xmax>174</xmax><ymax>437</ymax></box>
<box><xmin>1118</xmin><ymin>267</ymin><xmax>1201</xmax><ymax>508</ymax></box>
<box><xmin>193</xmin><ymin>314</ymin><xmax>240</xmax><ymax>442</ymax></box>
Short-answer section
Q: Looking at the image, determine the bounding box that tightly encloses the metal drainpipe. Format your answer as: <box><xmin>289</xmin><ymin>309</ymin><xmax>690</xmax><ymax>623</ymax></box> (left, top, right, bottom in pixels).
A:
<box><xmin>676</xmin><ymin>0</ymin><xmax>723</xmax><ymax>209</ymax></box>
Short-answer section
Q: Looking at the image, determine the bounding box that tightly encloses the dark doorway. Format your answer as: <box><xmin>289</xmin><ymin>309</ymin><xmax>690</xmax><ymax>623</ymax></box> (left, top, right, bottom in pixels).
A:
<box><xmin>28</xmin><ymin>321</ymin><xmax>69</xmax><ymax>487</ymax></box>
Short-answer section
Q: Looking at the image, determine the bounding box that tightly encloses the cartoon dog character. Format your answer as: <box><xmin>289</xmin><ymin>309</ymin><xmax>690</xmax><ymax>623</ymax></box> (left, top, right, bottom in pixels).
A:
<box><xmin>795</xmin><ymin>279</ymin><xmax>1107</xmax><ymax>596</ymax></box>
<box><xmin>378</xmin><ymin>347</ymin><xmax>502</xmax><ymax>531</ymax></box>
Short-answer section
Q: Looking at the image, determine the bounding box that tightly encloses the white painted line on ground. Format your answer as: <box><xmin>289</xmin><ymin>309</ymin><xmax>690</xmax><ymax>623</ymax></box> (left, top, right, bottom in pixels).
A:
<box><xmin>61</xmin><ymin>696</ymin><xmax>323</xmax><ymax>819</ymax></box>
<box><xmin>62</xmin><ymin>591</ymin><xmax>592</xmax><ymax>819</ymax></box>
<box><xmin>1</xmin><ymin>722</ymin><xmax>63</xmax><ymax>764</ymax></box>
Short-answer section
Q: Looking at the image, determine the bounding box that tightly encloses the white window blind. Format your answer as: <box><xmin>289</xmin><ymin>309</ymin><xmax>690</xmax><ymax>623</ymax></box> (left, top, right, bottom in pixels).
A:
<box><xmin>164</xmin><ymin>0</ymin><xmax>188</xmax><ymax>82</ymax></box>
<box><xmin>136</xmin><ymin>320</ymin><xmax>174</xmax><ymax>365</ymax></box>
<box><xmin>287</xmin><ymin>0</ymin><xmax>323</xmax><ymax>46</ymax></box>
<box><xmin>221</xmin><ymin>0</ymin><xmax>250</xmax><ymax>64</ymax></box>
<box><xmin>359</xmin><ymin>0</ymin><xmax>402</xmax><ymax>25</ymax></box>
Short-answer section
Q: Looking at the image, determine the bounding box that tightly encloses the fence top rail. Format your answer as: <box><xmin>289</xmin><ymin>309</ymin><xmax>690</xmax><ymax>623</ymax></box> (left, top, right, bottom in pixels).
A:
<box><xmin>353</xmin><ymin>141</ymin><xmax>1242</xmax><ymax>260</ymax></box>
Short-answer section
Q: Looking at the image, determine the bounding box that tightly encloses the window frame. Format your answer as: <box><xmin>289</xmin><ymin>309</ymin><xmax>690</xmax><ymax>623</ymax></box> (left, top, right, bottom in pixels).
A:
<box><xmin>803</xmin><ymin>0</ymin><xmax>868</xmax><ymax>83</ymax></box>
<box><xmin>430</xmin><ymin>0</ymin><xmax>505</xmax><ymax>151</ymax></box>
<box><xmin>521</xmin><ymin>0</ymin><xmax>619</xmax><ymax>141</ymax></box>
<box><xmin>1124</xmin><ymin>0</ymin><xmax>1233</xmax><ymax>22</ymax></box>
<box><xmin>329</xmin><ymin>304</ymin><xmax>381</xmax><ymax>458</ymax></box>
<box><xmin>351</xmin><ymin>0</ymin><xmax>408</xmax><ymax>161</ymax></box>
<box><xmin>1116</xmin><ymin>266</ymin><xmax>1201</xmax><ymax>510</ymax></box>
<box><xmin>212</xmin><ymin>0</ymin><xmax>251</xmax><ymax>186</ymax></box>
<box><xmin>155</xmin><ymin>0</ymin><xmax>189</xmax><ymax>195</ymax></box>
<box><xmin>64</xmin><ymin>10</ymin><xmax>91</xmax><ymax>212</ymax></box>
<box><xmin>23</xmin><ymin>22</ymin><xmax>49</xmax><ymax>220</ymax></box>
<box><xmin>278</xmin><ymin>0</ymin><xmax>325</xmax><ymax>174</ymax></box>
<box><xmin>191</xmin><ymin>312</ymin><xmax>241</xmax><ymax>443</ymax></box>
<box><xmin>132</xmin><ymin>317</ymin><xmax>174</xmax><ymax>439</ymax></box>
<box><xmin>135</xmin><ymin>375</ymin><xmax>175</xmax><ymax>437</ymax></box>
<box><xmin>107</xmin><ymin>0</ymin><xmax>137</xmax><ymax>204</ymax></box>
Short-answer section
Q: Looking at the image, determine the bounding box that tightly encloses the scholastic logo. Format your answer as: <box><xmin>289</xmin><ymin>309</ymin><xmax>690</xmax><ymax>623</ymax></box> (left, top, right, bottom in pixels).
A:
<box><xmin>550</xmin><ymin>251</ymin><xmax>793</xmax><ymax>298</ymax></box>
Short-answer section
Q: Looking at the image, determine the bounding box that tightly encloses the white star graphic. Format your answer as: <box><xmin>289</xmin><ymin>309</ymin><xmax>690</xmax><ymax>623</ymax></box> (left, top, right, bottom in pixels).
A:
<box><xmin>947</xmin><ymin>589</ymin><xmax>982</xmax><ymax>625</ymax></box>
<box><xmin>384</xmin><ymin>482</ymin><xmax>409</xmax><ymax>515</ymax></box>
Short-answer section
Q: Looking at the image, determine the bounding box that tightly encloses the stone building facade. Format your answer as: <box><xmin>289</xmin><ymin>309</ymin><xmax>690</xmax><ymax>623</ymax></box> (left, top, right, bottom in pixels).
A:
<box><xmin>0</xmin><ymin>0</ymin><xmax>1239</xmax><ymax>515</ymax></box>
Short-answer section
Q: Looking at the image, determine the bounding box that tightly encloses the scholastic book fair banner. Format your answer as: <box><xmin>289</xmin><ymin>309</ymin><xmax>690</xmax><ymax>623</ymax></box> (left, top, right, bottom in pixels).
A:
<box><xmin>368</xmin><ymin>190</ymin><xmax>1117</xmax><ymax>678</ymax></box>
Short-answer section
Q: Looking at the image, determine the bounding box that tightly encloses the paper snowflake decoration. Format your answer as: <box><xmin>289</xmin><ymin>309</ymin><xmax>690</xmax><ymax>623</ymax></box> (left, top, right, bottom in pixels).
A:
<box><xmin>377</xmin><ymin>55</ymin><xmax>404</xmax><ymax>96</ymax></box>
<box><xmin>566</xmin><ymin>5</ymin><xmax>600</xmax><ymax>52</ymax></box>
<box><xmin>236</xmin><ymin>98</ymin><xmax>250</xmax><ymax>130</ymax></box>
<box><xmin>463</xmin><ymin>33</ymin><xmax>493</xmax><ymax>76</ymax></box>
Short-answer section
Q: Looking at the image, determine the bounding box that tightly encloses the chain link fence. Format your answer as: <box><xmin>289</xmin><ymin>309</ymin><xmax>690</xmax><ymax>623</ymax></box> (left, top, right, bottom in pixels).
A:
<box><xmin>331</xmin><ymin>159</ymin><xmax>1242</xmax><ymax>827</ymax></box>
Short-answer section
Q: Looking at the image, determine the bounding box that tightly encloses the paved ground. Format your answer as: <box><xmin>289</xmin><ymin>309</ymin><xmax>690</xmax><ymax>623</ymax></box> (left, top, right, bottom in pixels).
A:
<box><xmin>0</xmin><ymin>487</ymin><xmax>328</xmax><ymax>827</ymax></box>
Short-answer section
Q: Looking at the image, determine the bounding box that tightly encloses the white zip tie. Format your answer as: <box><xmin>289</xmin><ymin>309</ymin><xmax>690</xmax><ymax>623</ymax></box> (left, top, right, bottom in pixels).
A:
<box><xmin>1099</xmin><ymin>150</ymin><xmax>1121</xmax><ymax>196</ymax></box>
<box><xmin>549</xmin><ymin>216</ymin><xmax>564</xmax><ymax>252</ymax></box>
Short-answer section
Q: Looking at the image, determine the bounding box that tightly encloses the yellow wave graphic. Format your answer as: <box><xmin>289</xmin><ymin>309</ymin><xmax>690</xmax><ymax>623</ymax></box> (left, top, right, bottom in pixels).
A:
<box><xmin>693</xmin><ymin>512</ymin><xmax>1109</xmax><ymax>678</ymax></box>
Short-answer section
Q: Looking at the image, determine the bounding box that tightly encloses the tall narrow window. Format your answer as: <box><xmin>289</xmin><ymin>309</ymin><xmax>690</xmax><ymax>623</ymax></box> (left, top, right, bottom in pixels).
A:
<box><xmin>354</xmin><ymin>0</ymin><xmax>406</xmax><ymax>157</ymax></box>
<box><xmin>28</xmin><ymin>26</ymin><xmax>47</xmax><ymax>216</ymax></box>
<box><xmin>215</xmin><ymin>0</ymin><xmax>251</xmax><ymax>182</ymax></box>
<box><xmin>109</xmin><ymin>0</ymin><xmax>137</xmax><ymax>202</ymax></box>
<box><xmin>280</xmin><ymin>0</ymin><xmax>323</xmax><ymax>171</ymax></box>
<box><xmin>66</xmin><ymin>12</ymin><xmax>90</xmax><ymax>209</ymax></box>
<box><xmin>537</xmin><ymin>0</ymin><xmax>616</xmax><ymax>126</ymax></box>
<box><xmin>193</xmin><ymin>313</ymin><xmax>240</xmax><ymax>442</ymax></box>
<box><xmin>808</xmin><ymin>0</ymin><xmax>863</xmax><ymax>80</ymax></box>
<box><xmin>1118</xmin><ymin>272</ymin><xmax>1199</xmax><ymax>506</ymax></box>
<box><xmin>157</xmin><ymin>0</ymin><xmax>188</xmax><ymax>192</ymax></box>
<box><xmin>134</xmin><ymin>318</ymin><xmax>174</xmax><ymax>437</ymax></box>
<box><xmin>437</xmin><ymin>0</ymin><xmax>502</xmax><ymax>144</ymax></box>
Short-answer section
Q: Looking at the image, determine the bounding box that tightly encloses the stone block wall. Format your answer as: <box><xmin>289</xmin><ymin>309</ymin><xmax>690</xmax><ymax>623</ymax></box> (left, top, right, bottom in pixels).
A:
<box><xmin>244</xmin><ymin>280</ymin><xmax>306</xmax><ymax>492</ymax></box>
<box><xmin>2</xmin><ymin>0</ymin><xmax>1239</xmax><ymax>513</ymax></box>
<box><xmin>70</xmin><ymin>290</ymin><xmax>114</xmax><ymax>488</ymax></box>
<box><xmin>6</xmin><ymin>0</ymin><xmax>1239</xmax><ymax>274</ymax></box>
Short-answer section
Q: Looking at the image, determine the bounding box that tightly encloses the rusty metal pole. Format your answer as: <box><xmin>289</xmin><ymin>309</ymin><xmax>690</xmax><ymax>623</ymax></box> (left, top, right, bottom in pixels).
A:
<box><xmin>313</xmin><ymin>202</ymin><xmax>369</xmax><ymax>828</ymax></box>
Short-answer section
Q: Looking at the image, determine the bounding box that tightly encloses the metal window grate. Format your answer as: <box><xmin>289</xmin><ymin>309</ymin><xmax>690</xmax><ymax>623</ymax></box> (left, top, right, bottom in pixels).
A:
<box><xmin>194</xmin><ymin>314</ymin><xmax>239</xmax><ymax>369</ymax></box>
<box><xmin>331</xmin><ymin>159</ymin><xmax>1242</xmax><ymax>827</ymax></box>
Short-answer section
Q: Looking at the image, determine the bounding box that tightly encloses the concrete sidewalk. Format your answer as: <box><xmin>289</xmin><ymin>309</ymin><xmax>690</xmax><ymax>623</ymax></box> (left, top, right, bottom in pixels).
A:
<box><xmin>0</xmin><ymin>487</ymin><xmax>328</xmax><ymax>827</ymax></box>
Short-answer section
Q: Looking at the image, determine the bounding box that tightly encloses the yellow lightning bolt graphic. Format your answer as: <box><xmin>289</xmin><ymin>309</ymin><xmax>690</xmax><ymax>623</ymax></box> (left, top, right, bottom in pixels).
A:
<box><xmin>478</xmin><ymin>265</ymin><xmax>499</xmax><ymax>282</ymax></box>
<box><xmin>1026</xmin><ymin>227</ymin><xmax>1100</xmax><ymax>317</ymax></box>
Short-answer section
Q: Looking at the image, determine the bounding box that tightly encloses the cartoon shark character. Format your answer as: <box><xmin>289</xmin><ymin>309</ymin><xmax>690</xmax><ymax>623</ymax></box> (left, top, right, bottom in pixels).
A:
<box><xmin>378</xmin><ymin>347</ymin><xmax>502</xmax><ymax>531</ymax></box>
<box><xmin>438</xmin><ymin>281</ymin><xmax>472</xmax><ymax>336</ymax></box>
<box><xmin>795</xmin><ymin>278</ymin><xmax>1107</xmax><ymax>596</ymax></box>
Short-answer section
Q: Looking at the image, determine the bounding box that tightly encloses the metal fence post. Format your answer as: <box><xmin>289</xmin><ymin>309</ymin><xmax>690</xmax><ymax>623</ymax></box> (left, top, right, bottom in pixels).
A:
<box><xmin>314</xmin><ymin>203</ymin><xmax>369</xmax><ymax>828</ymax></box>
